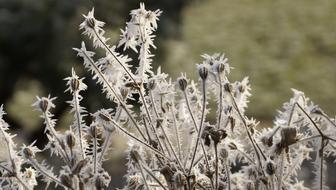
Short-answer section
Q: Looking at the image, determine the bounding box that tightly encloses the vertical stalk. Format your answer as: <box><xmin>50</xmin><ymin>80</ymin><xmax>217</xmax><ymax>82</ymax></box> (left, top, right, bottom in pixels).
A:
<box><xmin>73</xmin><ymin>92</ymin><xmax>85</xmax><ymax>159</ymax></box>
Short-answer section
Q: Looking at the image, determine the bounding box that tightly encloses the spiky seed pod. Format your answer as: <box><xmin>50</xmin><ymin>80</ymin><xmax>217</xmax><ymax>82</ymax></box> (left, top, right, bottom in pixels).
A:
<box><xmin>261</xmin><ymin>136</ymin><xmax>273</xmax><ymax>147</ymax></box>
<box><xmin>178</xmin><ymin>77</ymin><xmax>188</xmax><ymax>91</ymax></box>
<box><xmin>146</xmin><ymin>78</ymin><xmax>156</xmax><ymax>90</ymax></box>
<box><xmin>129</xmin><ymin>149</ymin><xmax>141</xmax><ymax>163</ymax></box>
<box><xmin>160</xmin><ymin>165</ymin><xmax>174</xmax><ymax>186</ymax></box>
<box><xmin>228</xmin><ymin>142</ymin><xmax>237</xmax><ymax>150</ymax></box>
<box><xmin>39</xmin><ymin>99</ymin><xmax>49</xmax><ymax>112</ymax></box>
<box><xmin>198</xmin><ymin>65</ymin><xmax>208</xmax><ymax>80</ymax></box>
<box><xmin>72</xmin><ymin>158</ymin><xmax>89</xmax><ymax>174</ymax></box>
<box><xmin>86</xmin><ymin>17</ymin><xmax>96</xmax><ymax>29</ymax></box>
<box><xmin>60</xmin><ymin>174</ymin><xmax>73</xmax><ymax>189</ymax></box>
<box><xmin>224</xmin><ymin>83</ymin><xmax>232</xmax><ymax>93</ymax></box>
<box><xmin>202</xmin><ymin>125</ymin><xmax>214</xmax><ymax>146</ymax></box>
<box><xmin>280</xmin><ymin>127</ymin><xmax>298</xmax><ymax>147</ymax></box>
<box><xmin>265</xmin><ymin>161</ymin><xmax>276</xmax><ymax>176</ymax></box>
<box><xmin>217</xmin><ymin>62</ymin><xmax>226</xmax><ymax>73</ymax></box>
<box><xmin>22</xmin><ymin>147</ymin><xmax>34</xmax><ymax>159</ymax></box>
<box><xmin>90</xmin><ymin>125</ymin><xmax>98</xmax><ymax>138</ymax></box>
<box><xmin>219</xmin><ymin>148</ymin><xmax>228</xmax><ymax>159</ymax></box>
<box><xmin>66</xmin><ymin>132</ymin><xmax>76</xmax><ymax>148</ymax></box>
<box><xmin>211</xmin><ymin>129</ymin><xmax>227</xmax><ymax>145</ymax></box>
<box><xmin>70</xmin><ymin>78</ymin><xmax>80</xmax><ymax>91</ymax></box>
<box><xmin>120</xmin><ymin>87</ymin><xmax>129</xmax><ymax>99</ymax></box>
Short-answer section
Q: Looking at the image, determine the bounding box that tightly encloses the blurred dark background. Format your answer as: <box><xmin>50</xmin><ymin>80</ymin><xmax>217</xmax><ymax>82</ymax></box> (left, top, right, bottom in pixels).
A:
<box><xmin>1</xmin><ymin>0</ymin><xmax>336</xmax><ymax>188</ymax></box>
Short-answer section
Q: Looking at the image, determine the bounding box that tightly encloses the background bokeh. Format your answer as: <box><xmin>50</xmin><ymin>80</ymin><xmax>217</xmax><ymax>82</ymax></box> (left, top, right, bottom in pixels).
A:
<box><xmin>1</xmin><ymin>0</ymin><xmax>336</xmax><ymax>188</ymax></box>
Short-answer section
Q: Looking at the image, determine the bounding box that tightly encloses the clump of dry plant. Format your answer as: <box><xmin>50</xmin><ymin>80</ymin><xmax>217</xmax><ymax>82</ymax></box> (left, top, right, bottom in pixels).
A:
<box><xmin>1</xmin><ymin>3</ymin><xmax>336</xmax><ymax>190</ymax></box>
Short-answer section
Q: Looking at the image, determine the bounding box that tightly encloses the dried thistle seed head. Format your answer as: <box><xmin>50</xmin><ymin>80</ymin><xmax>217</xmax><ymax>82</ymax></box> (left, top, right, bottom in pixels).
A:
<box><xmin>224</xmin><ymin>83</ymin><xmax>232</xmax><ymax>93</ymax></box>
<box><xmin>39</xmin><ymin>99</ymin><xmax>49</xmax><ymax>112</ymax></box>
<box><xmin>177</xmin><ymin>77</ymin><xmax>188</xmax><ymax>91</ymax></box>
<box><xmin>65</xmin><ymin>132</ymin><xmax>76</xmax><ymax>148</ymax></box>
<box><xmin>90</xmin><ymin>125</ymin><xmax>98</xmax><ymax>137</ymax></box>
<box><xmin>238</xmin><ymin>84</ymin><xmax>245</xmax><ymax>93</ymax></box>
<box><xmin>261</xmin><ymin>136</ymin><xmax>273</xmax><ymax>147</ymax></box>
<box><xmin>120</xmin><ymin>87</ymin><xmax>129</xmax><ymax>99</ymax></box>
<box><xmin>72</xmin><ymin>158</ymin><xmax>89</xmax><ymax>174</ymax></box>
<box><xmin>219</xmin><ymin>147</ymin><xmax>228</xmax><ymax>159</ymax></box>
<box><xmin>201</xmin><ymin>125</ymin><xmax>214</xmax><ymax>146</ymax></box>
<box><xmin>60</xmin><ymin>174</ymin><xmax>73</xmax><ymax>189</ymax></box>
<box><xmin>265</xmin><ymin>161</ymin><xmax>276</xmax><ymax>176</ymax></box>
<box><xmin>160</xmin><ymin>165</ymin><xmax>174</xmax><ymax>184</ymax></box>
<box><xmin>146</xmin><ymin>78</ymin><xmax>156</xmax><ymax>90</ymax></box>
<box><xmin>86</xmin><ymin>17</ymin><xmax>96</xmax><ymax>29</ymax></box>
<box><xmin>211</xmin><ymin>129</ymin><xmax>227</xmax><ymax>145</ymax></box>
<box><xmin>228</xmin><ymin>142</ymin><xmax>237</xmax><ymax>150</ymax></box>
<box><xmin>205</xmin><ymin>170</ymin><xmax>214</xmax><ymax>179</ymax></box>
<box><xmin>22</xmin><ymin>147</ymin><xmax>34</xmax><ymax>158</ymax></box>
<box><xmin>129</xmin><ymin>148</ymin><xmax>141</xmax><ymax>163</ymax></box>
<box><xmin>280</xmin><ymin>127</ymin><xmax>298</xmax><ymax>146</ymax></box>
<box><xmin>198</xmin><ymin>65</ymin><xmax>208</xmax><ymax>80</ymax></box>
<box><xmin>217</xmin><ymin>62</ymin><xmax>226</xmax><ymax>73</ymax></box>
<box><xmin>70</xmin><ymin>78</ymin><xmax>80</xmax><ymax>91</ymax></box>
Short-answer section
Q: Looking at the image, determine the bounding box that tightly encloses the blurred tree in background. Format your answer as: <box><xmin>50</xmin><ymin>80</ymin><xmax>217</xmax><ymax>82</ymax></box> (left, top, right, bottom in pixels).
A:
<box><xmin>1</xmin><ymin>0</ymin><xmax>336</xmax><ymax>188</ymax></box>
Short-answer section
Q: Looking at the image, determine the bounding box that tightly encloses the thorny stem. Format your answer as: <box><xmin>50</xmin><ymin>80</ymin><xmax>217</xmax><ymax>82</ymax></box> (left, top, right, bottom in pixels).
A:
<box><xmin>214</xmin><ymin>144</ymin><xmax>219</xmax><ymax>190</ymax></box>
<box><xmin>157</xmin><ymin>117</ymin><xmax>186</xmax><ymax>174</ymax></box>
<box><xmin>141</xmin><ymin>90</ymin><xmax>167</xmax><ymax>156</ymax></box>
<box><xmin>149</xmin><ymin>91</ymin><xmax>160</xmax><ymax>118</ymax></box>
<box><xmin>81</xmin><ymin>50</ymin><xmax>146</xmax><ymax>140</ymax></box>
<box><xmin>73</xmin><ymin>92</ymin><xmax>86</xmax><ymax>159</ymax></box>
<box><xmin>277</xmin><ymin>151</ymin><xmax>285</xmax><ymax>190</ymax></box>
<box><xmin>217</xmin><ymin>74</ymin><xmax>223</xmax><ymax>129</ymax></box>
<box><xmin>43</xmin><ymin>112</ymin><xmax>71</xmax><ymax>166</ymax></box>
<box><xmin>144</xmin><ymin>116</ymin><xmax>167</xmax><ymax>157</ymax></box>
<box><xmin>227</xmin><ymin>92</ymin><xmax>266</xmax><ymax>165</ymax></box>
<box><xmin>171</xmin><ymin>104</ymin><xmax>183</xmax><ymax>162</ymax></box>
<box><xmin>93</xmin><ymin>126</ymin><xmax>98</xmax><ymax>174</ymax></box>
<box><xmin>182</xmin><ymin>90</ymin><xmax>211</xmax><ymax>172</ymax></box>
<box><xmin>99</xmin><ymin>107</ymin><xmax>122</xmax><ymax>162</ymax></box>
<box><xmin>188</xmin><ymin>79</ymin><xmax>212</xmax><ymax>190</ymax></box>
<box><xmin>224</xmin><ymin>159</ymin><xmax>231</xmax><ymax>190</ymax></box>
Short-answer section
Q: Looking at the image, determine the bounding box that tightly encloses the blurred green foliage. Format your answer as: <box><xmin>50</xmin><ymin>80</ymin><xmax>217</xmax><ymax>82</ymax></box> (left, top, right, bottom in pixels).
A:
<box><xmin>164</xmin><ymin>0</ymin><xmax>336</xmax><ymax>120</ymax></box>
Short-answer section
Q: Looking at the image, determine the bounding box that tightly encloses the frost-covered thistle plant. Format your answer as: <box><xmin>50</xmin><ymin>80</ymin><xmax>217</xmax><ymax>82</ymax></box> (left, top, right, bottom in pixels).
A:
<box><xmin>1</xmin><ymin>3</ymin><xmax>336</xmax><ymax>190</ymax></box>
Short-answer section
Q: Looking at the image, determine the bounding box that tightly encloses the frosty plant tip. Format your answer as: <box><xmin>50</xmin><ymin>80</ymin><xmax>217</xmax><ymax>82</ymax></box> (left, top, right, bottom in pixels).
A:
<box><xmin>1</xmin><ymin>3</ymin><xmax>336</xmax><ymax>190</ymax></box>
